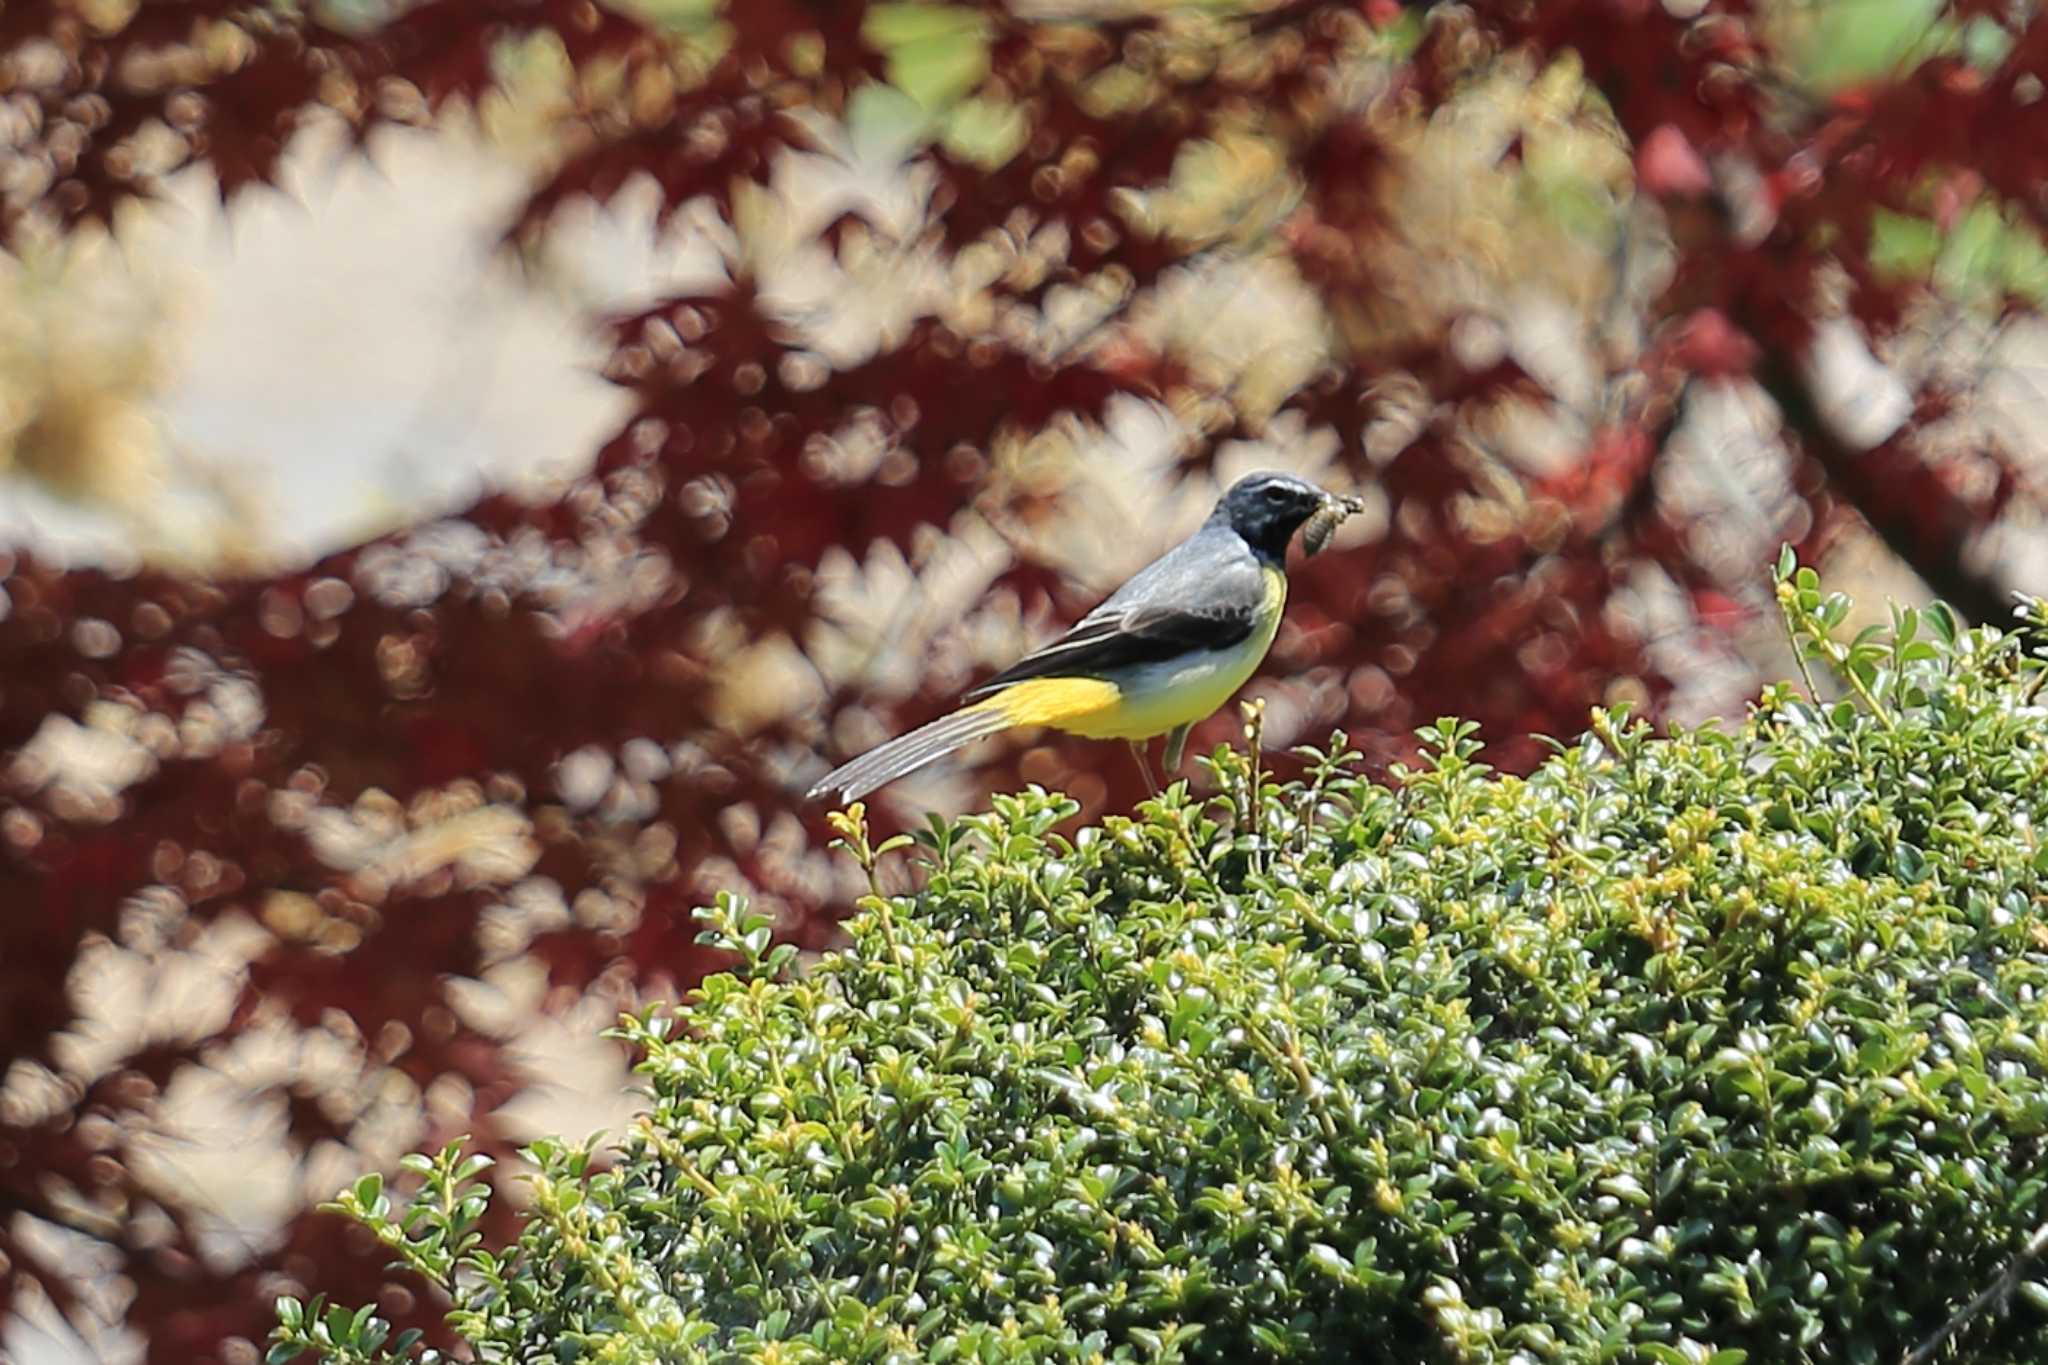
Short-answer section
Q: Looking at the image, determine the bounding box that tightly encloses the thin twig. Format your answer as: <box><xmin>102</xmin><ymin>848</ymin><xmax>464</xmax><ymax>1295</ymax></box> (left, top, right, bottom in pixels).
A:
<box><xmin>1902</xmin><ymin>1221</ymin><xmax>2048</xmax><ymax>1365</ymax></box>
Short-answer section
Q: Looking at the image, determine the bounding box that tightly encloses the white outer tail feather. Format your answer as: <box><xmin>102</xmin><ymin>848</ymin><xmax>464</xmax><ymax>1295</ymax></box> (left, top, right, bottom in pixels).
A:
<box><xmin>806</xmin><ymin>705</ymin><xmax>1013</xmax><ymax>804</ymax></box>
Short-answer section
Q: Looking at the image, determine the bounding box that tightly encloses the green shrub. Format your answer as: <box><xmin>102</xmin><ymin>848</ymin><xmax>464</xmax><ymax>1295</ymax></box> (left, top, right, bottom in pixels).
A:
<box><xmin>276</xmin><ymin>574</ymin><xmax>2048</xmax><ymax>1364</ymax></box>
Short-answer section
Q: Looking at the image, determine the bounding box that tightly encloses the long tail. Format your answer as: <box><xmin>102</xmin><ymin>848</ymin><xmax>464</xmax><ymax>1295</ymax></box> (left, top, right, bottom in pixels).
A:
<box><xmin>806</xmin><ymin>703</ymin><xmax>1013</xmax><ymax>804</ymax></box>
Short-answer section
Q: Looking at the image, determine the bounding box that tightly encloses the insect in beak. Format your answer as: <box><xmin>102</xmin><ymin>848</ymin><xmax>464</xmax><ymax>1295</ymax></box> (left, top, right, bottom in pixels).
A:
<box><xmin>1301</xmin><ymin>493</ymin><xmax>1366</xmax><ymax>557</ymax></box>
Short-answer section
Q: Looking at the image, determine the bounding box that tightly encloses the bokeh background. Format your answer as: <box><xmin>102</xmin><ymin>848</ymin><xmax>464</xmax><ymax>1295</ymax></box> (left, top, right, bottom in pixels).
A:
<box><xmin>5</xmin><ymin>0</ymin><xmax>2047</xmax><ymax>1360</ymax></box>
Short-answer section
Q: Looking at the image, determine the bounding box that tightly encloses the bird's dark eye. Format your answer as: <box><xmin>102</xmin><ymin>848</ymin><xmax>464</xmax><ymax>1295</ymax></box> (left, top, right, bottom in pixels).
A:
<box><xmin>1263</xmin><ymin>485</ymin><xmax>1287</xmax><ymax>503</ymax></box>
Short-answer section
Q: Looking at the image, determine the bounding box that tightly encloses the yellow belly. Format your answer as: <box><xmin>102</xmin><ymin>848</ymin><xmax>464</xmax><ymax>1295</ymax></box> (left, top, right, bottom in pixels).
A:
<box><xmin>969</xmin><ymin>567</ymin><xmax>1285</xmax><ymax>741</ymax></box>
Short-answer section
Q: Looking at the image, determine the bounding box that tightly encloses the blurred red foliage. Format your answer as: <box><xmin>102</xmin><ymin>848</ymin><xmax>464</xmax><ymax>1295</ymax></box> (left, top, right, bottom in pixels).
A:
<box><xmin>4</xmin><ymin>1</ymin><xmax>2044</xmax><ymax>1359</ymax></box>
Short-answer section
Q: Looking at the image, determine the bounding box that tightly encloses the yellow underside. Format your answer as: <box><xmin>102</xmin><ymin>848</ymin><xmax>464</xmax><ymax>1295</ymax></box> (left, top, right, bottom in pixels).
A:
<box><xmin>967</xmin><ymin>567</ymin><xmax>1285</xmax><ymax>742</ymax></box>
<box><xmin>973</xmin><ymin>675</ymin><xmax>1129</xmax><ymax>733</ymax></box>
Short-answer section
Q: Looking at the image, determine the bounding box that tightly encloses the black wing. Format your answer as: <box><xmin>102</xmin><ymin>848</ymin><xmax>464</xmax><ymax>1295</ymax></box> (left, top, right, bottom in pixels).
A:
<box><xmin>963</xmin><ymin>520</ymin><xmax>1272</xmax><ymax>700</ymax></box>
<box><xmin>962</xmin><ymin>603</ymin><xmax>1259</xmax><ymax>700</ymax></box>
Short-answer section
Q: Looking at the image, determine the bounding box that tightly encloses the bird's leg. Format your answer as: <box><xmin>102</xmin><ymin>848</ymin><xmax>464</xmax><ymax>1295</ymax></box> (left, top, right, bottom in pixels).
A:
<box><xmin>1162</xmin><ymin>722</ymin><xmax>1191</xmax><ymax>782</ymax></box>
<box><xmin>1128</xmin><ymin>740</ymin><xmax>1158</xmax><ymax>795</ymax></box>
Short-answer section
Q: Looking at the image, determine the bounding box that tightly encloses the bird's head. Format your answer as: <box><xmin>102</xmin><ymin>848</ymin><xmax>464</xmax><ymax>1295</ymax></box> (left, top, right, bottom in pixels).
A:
<box><xmin>1216</xmin><ymin>470</ymin><xmax>1344</xmax><ymax>562</ymax></box>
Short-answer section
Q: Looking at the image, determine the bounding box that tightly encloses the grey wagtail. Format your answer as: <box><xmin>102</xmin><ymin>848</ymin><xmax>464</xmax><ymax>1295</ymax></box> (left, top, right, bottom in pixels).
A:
<box><xmin>808</xmin><ymin>471</ymin><xmax>1362</xmax><ymax>803</ymax></box>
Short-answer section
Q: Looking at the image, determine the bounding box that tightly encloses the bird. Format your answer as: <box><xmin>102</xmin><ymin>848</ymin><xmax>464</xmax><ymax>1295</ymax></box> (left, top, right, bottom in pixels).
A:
<box><xmin>807</xmin><ymin>470</ymin><xmax>1362</xmax><ymax>804</ymax></box>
